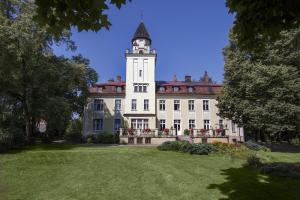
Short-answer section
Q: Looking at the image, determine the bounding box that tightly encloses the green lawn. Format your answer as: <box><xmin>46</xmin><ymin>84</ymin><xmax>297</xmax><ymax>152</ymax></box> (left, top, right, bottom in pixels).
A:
<box><xmin>0</xmin><ymin>144</ymin><xmax>300</xmax><ymax>200</ymax></box>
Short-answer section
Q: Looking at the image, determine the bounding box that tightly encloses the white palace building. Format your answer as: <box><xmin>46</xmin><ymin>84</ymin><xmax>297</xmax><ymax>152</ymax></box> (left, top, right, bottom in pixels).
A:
<box><xmin>83</xmin><ymin>22</ymin><xmax>244</xmax><ymax>144</ymax></box>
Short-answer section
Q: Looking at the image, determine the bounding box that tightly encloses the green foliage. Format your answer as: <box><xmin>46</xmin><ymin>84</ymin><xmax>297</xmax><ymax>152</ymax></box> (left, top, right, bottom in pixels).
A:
<box><xmin>33</xmin><ymin>0</ymin><xmax>131</xmax><ymax>37</ymax></box>
<box><xmin>189</xmin><ymin>144</ymin><xmax>217</xmax><ymax>155</ymax></box>
<box><xmin>226</xmin><ymin>0</ymin><xmax>300</xmax><ymax>51</ymax></box>
<box><xmin>183</xmin><ymin>129</ymin><xmax>190</xmax><ymax>136</ymax></box>
<box><xmin>246</xmin><ymin>154</ymin><xmax>262</xmax><ymax>168</ymax></box>
<box><xmin>218</xmin><ymin>29</ymin><xmax>300</xmax><ymax>141</ymax></box>
<box><xmin>158</xmin><ymin>141</ymin><xmax>217</xmax><ymax>155</ymax></box>
<box><xmin>64</xmin><ymin>119</ymin><xmax>83</xmax><ymax>143</ymax></box>
<box><xmin>0</xmin><ymin>1</ymin><xmax>98</xmax><ymax>141</ymax></box>
<box><xmin>244</xmin><ymin>140</ymin><xmax>270</xmax><ymax>151</ymax></box>
<box><xmin>96</xmin><ymin>133</ymin><xmax>119</xmax><ymax>144</ymax></box>
<box><xmin>0</xmin><ymin>129</ymin><xmax>14</xmax><ymax>153</ymax></box>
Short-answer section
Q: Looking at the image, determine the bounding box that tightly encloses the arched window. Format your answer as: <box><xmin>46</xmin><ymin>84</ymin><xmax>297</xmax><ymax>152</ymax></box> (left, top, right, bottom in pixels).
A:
<box><xmin>116</xmin><ymin>86</ymin><xmax>122</xmax><ymax>93</ymax></box>
<box><xmin>139</xmin><ymin>50</ymin><xmax>143</xmax><ymax>54</ymax></box>
<box><xmin>188</xmin><ymin>87</ymin><xmax>193</xmax><ymax>93</ymax></box>
<box><xmin>173</xmin><ymin>87</ymin><xmax>179</xmax><ymax>92</ymax></box>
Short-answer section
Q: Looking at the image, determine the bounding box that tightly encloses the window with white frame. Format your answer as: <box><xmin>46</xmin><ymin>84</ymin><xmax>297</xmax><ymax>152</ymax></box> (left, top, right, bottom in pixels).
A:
<box><xmin>94</xmin><ymin>99</ymin><xmax>104</xmax><ymax>111</ymax></box>
<box><xmin>115</xmin><ymin>99</ymin><xmax>121</xmax><ymax>111</ymax></box>
<box><xmin>144</xmin><ymin>99</ymin><xmax>149</xmax><ymax>110</ymax></box>
<box><xmin>114</xmin><ymin>119</ymin><xmax>121</xmax><ymax>131</ymax></box>
<box><xmin>188</xmin><ymin>87</ymin><xmax>193</xmax><ymax>93</ymax></box>
<box><xmin>116</xmin><ymin>86</ymin><xmax>122</xmax><ymax>93</ymax></box>
<box><xmin>174</xmin><ymin>100</ymin><xmax>180</xmax><ymax>111</ymax></box>
<box><xmin>160</xmin><ymin>119</ymin><xmax>166</xmax><ymax>131</ymax></box>
<box><xmin>159</xmin><ymin>100</ymin><xmax>165</xmax><ymax>111</ymax></box>
<box><xmin>133</xmin><ymin>83</ymin><xmax>148</xmax><ymax>93</ymax></box>
<box><xmin>139</xmin><ymin>70</ymin><xmax>142</xmax><ymax>77</ymax></box>
<box><xmin>159</xmin><ymin>87</ymin><xmax>165</xmax><ymax>92</ymax></box>
<box><xmin>93</xmin><ymin>119</ymin><xmax>103</xmax><ymax>131</ymax></box>
<box><xmin>174</xmin><ymin>120</ymin><xmax>181</xmax><ymax>131</ymax></box>
<box><xmin>219</xmin><ymin>119</ymin><xmax>224</xmax><ymax>129</ymax></box>
<box><xmin>131</xmin><ymin>99</ymin><xmax>137</xmax><ymax>110</ymax></box>
<box><xmin>231</xmin><ymin>121</ymin><xmax>236</xmax><ymax>133</ymax></box>
<box><xmin>188</xmin><ymin>100</ymin><xmax>195</xmax><ymax>111</ymax></box>
<box><xmin>131</xmin><ymin>119</ymin><xmax>148</xmax><ymax>129</ymax></box>
<box><xmin>204</xmin><ymin>120</ymin><xmax>210</xmax><ymax>130</ymax></box>
<box><xmin>189</xmin><ymin>119</ymin><xmax>195</xmax><ymax>129</ymax></box>
<box><xmin>203</xmin><ymin>100</ymin><xmax>209</xmax><ymax>111</ymax></box>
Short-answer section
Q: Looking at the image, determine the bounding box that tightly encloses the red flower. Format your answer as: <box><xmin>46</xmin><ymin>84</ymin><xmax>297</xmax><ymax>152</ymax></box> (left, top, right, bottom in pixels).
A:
<box><xmin>163</xmin><ymin>128</ymin><xmax>169</xmax><ymax>135</ymax></box>
<box><xmin>127</xmin><ymin>128</ymin><xmax>134</xmax><ymax>135</ymax></box>
<box><xmin>144</xmin><ymin>128</ymin><xmax>151</xmax><ymax>133</ymax></box>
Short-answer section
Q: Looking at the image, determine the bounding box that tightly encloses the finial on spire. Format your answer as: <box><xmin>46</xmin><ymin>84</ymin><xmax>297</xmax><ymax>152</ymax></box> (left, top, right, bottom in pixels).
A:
<box><xmin>140</xmin><ymin>10</ymin><xmax>143</xmax><ymax>22</ymax></box>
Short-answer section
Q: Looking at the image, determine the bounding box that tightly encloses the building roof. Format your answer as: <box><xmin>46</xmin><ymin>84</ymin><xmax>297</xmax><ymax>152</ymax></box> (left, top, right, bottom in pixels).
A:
<box><xmin>132</xmin><ymin>22</ymin><xmax>151</xmax><ymax>43</ymax></box>
<box><xmin>89</xmin><ymin>72</ymin><xmax>222</xmax><ymax>96</ymax></box>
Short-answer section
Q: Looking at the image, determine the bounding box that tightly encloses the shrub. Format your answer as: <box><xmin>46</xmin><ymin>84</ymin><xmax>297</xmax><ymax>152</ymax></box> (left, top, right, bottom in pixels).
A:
<box><xmin>246</xmin><ymin>154</ymin><xmax>262</xmax><ymax>168</ymax></box>
<box><xmin>189</xmin><ymin>143</ymin><xmax>217</xmax><ymax>155</ymax></box>
<box><xmin>96</xmin><ymin>133</ymin><xmax>119</xmax><ymax>144</ymax></box>
<box><xmin>64</xmin><ymin>119</ymin><xmax>83</xmax><ymax>143</ymax></box>
<box><xmin>0</xmin><ymin>129</ymin><xmax>14</xmax><ymax>153</ymax></box>
<box><xmin>157</xmin><ymin>141</ymin><xmax>187</xmax><ymax>151</ymax></box>
<box><xmin>184</xmin><ymin>129</ymin><xmax>190</xmax><ymax>136</ymax></box>
<box><xmin>179</xmin><ymin>141</ymin><xmax>193</xmax><ymax>152</ymax></box>
<box><xmin>244</xmin><ymin>140</ymin><xmax>269</xmax><ymax>151</ymax></box>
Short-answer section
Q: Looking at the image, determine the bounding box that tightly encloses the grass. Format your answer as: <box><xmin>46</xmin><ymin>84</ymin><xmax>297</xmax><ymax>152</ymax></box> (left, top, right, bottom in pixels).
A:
<box><xmin>0</xmin><ymin>144</ymin><xmax>300</xmax><ymax>200</ymax></box>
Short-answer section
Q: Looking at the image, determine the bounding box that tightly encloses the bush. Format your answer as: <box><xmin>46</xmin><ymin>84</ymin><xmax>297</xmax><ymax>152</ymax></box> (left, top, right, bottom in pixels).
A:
<box><xmin>96</xmin><ymin>133</ymin><xmax>119</xmax><ymax>144</ymax></box>
<box><xmin>189</xmin><ymin>143</ymin><xmax>217</xmax><ymax>155</ymax></box>
<box><xmin>184</xmin><ymin>129</ymin><xmax>190</xmax><ymax>136</ymax></box>
<box><xmin>244</xmin><ymin>140</ymin><xmax>270</xmax><ymax>151</ymax></box>
<box><xmin>246</xmin><ymin>154</ymin><xmax>262</xmax><ymax>168</ymax></box>
<box><xmin>157</xmin><ymin>141</ymin><xmax>216</xmax><ymax>155</ymax></box>
<box><xmin>212</xmin><ymin>141</ymin><xmax>243</xmax><ymax>153</ymax></box>
<box><xmin>64</xmin><ymin>119</ymin><xmax>83</xmax><ymax>143</ymax></box>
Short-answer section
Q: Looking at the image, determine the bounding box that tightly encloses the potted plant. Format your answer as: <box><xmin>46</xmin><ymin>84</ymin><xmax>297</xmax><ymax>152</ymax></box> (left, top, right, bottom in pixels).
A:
<box><xmin>163</xmin><ymin>128</ymin><xmax>169</xmax><ymax>135</ymax></box>
<box><xmin>200</xmin><ymin>128</ymin><xmax>206</xmax><ymax>135</ymax></box>
<box><xmin>144</xmin><ymin>128</ymin><xmax>151</xmax><ymax>134</ymax></box>
<box><xmin>127</xmin><ymin>128</ymin><xmax>134</xmax><ymax>135</ymax></box>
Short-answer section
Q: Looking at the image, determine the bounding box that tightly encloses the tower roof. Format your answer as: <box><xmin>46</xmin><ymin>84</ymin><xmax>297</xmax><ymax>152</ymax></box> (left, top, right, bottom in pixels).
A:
<box><xmin>132</xmin><ymin>22</ymin><xmax>151</xmax><ymax>43</ymax></box>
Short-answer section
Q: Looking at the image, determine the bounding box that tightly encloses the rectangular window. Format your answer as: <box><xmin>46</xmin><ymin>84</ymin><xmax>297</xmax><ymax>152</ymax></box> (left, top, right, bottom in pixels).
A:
<box><xmin>189</xmin><ymin>119</ymin><xmax>195</xmax><ymax>129</ymax></box>
<box><xmin>188</xmin><ymin>100</ymin><xmax>194</xmax><ymax>111</ymax></box>
<box><xmin>159</xmin><ymin>100</ymin><xmax>165</xmax><ymax>111</ymax></box>
<box><xmin>133</xmin><ymin>83</ymin><xmax>148</xmax><ymax>93</ymax></box>
<box><xmin>232</xmin><ymin>121</ymin><xmax>236</xmax><ymax>133</ymax></box>
<box><xmin>219</xmin><ymin>119</ymin><xmax>224</xmax><ymax>129</ymax></box>
<box><xmin>131</xmin><ymin>119</ymin><xmax>148</xmax><ymax>129</ymax></box>
<box><xmin>94</xmin><ymin>99</ymin><xmax>103</xmax><ymax>111</ymax></box>
<box><xmin>139</xmin><ymin>70</ymin><xmax>142</xmax><ymax>77</ymax></box>
<box><xmin>174</xmin><ymin>100</ymin><xmax>180</xmax><ymax>111</ymax></box>
<box><xmin>160</xmin><ymin>119</ymin><xmax>166</xmax><ymax>131</ymax></box>
<box><xmin>203</xmin><ymin>100</ymin><xmax>209</xmax><ymax>111</ymax></box>
<box><xmin>114</xmin><ymin>119</ymin><xmax>121</xmax><ymax>131</ymax></box>
<box><xmin>174</xmin><ymin>120</ymin><xmax>181</xmax><ymax>131</ymax></box>
<box><xmin>131</xmin><ymin>99</ymin><xmax>137</xmax><ymax>110</ymax></box>
<box><xmin>93</xmin><ymin>119</ymin><xmax>103</xmax><ymax>131</ymax></box>
<box><xmin>115</xmin><ymin>99</ymin><xmax>121</xmax><ymax>111</ymax></box>
<box><xmin>204</xmin><ymin>120</ymin><xmax>210</xmax><ymax>130</ymax></box>
<box><xmin>144</xmin><ymin>99</ymin><xmax>149</xmax><ymax>110</ymax></box>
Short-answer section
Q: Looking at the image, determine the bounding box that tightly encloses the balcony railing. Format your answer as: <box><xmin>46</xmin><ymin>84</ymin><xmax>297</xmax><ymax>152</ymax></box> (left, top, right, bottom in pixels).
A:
<box><xmin>119</xmin><ymin>128</ymin><xmax>228</xmax><ymax>137</ymax></box>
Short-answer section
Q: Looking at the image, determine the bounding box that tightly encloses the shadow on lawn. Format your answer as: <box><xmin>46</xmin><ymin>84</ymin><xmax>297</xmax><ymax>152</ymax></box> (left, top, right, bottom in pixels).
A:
<box><xmin>207</xmin><ymin>165</ymin><xmax>300</xmax><ymax>200</ymax></box>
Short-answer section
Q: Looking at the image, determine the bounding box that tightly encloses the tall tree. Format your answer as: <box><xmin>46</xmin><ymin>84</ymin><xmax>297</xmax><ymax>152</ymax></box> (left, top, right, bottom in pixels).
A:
<box><xmin>0</xmin><ymin>0</ymin><xmax>97</xmax><ymax>141</ymax></box>
<box><xmin>217</xmin><ymin>30</ymin><xmax>300</xmax><ymax>141</ymax></box>
<box><xmin>226</xmin><ymin>0</ymin><xmax>300</xmax><ymax>51</ymax></box>
<box><xmin>33</xmin><ymin>0</ymin><xmax>130</xmax><ymax>37</ymax></box>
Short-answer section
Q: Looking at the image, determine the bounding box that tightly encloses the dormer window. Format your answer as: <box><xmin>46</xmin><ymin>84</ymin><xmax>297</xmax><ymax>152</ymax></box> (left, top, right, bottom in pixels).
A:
<box><xmin>159</xmin><ymin>87</ymin><xmax>165</xmax><ymax>92</ymax></box>
<box><xmin>188</xmin><ymin>87</ymin><xmax>193</xmax><ymax>93</ymax></box>
<box><xmin>116</xmin><ymin>86</ymin><xmax>122</xmax><ymax>93</ymax></box>
<box><xmin>139</xmin><ymin>50</ymin><xmax>143</xmax><ymax>54</ymax></box>
<box><xmin>173</xmin><ymin>87</ymin><xmax>179</xmax><ymax>92</ymax></box>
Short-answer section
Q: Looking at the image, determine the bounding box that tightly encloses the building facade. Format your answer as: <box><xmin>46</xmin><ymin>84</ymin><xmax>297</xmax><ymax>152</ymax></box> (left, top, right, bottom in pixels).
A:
<box><xmin>83</xmin><ymin>22</ymin><xmax>244</xmax><ymax>144</ymax></box>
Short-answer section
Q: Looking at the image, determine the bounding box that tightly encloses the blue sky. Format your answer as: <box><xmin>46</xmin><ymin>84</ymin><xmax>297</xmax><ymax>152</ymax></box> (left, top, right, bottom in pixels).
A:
<box><xmin>52</xmin><ymin>0</ymin><xmax>234</xmax><ymax>83</ymax></box>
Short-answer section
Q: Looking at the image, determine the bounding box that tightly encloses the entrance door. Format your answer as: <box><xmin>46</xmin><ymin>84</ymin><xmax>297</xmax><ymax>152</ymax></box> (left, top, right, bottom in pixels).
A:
<box><xmin>174</xmin><ymin>120</ymin><xmax>181</xmax><ymax>135</ymax></box>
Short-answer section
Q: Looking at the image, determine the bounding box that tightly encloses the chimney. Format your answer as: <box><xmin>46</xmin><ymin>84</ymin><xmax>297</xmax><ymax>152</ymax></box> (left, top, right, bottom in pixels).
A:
<box><xmin>116</xmin><ymin>75</ymin><xmax>121</xmax><ymax>82</ymax></box>
<box><xmin>108</xmin><ymin>78</ymin><xmax>114</xmax><ymax>83</ymax></box>
<box><xmin>185</xmin><ymin>75</ymin><xmax>191</xmax><ymax>82</ymax></box>
<box><xmin>173</xmin><ymin>74</ymin><xmax>178</xmax><ymax>82</ymax></box>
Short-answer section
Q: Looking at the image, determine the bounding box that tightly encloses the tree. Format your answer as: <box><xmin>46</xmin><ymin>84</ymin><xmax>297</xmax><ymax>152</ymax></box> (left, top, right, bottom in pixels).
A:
<box><xmin>226</xmin><ymin>0</ymin><xmax>300</xmax><ymax>51</ymax></box>
<box><xmin>0</xmin><ymin>0</ymin><xmax>97</xmax><ymax>141</ymax></box>
<box><xmin>217</xmin><ymin>30</ymin><xmax>300</xmax><ymax>142</ymax></box>
<box><xmin>33</xmin><ymin>0</ymin><xmax>130</xmax><ymax>38</ymax></box>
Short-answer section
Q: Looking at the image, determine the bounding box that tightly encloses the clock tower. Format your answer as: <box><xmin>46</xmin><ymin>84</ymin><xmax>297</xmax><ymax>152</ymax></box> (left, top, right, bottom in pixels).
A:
<box><xmin>124</xmin><ymin>22</ymin><xmax>157</xmax><ymax>130</ymax></box>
